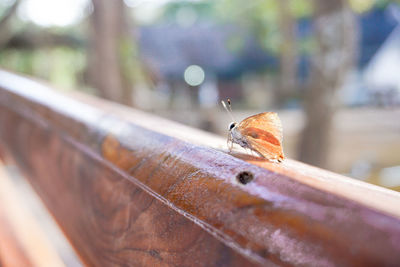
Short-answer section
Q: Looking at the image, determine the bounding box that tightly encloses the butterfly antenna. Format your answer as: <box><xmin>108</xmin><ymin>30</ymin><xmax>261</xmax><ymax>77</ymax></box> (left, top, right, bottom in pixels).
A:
<box><xmin>221</xmin><ymin>99</ymin><xmax>236</xmax><ymax>122</ymax></box>
<box><xmin>227</xmin><ymin>99</ymin><xmax>233</xmax><ymax>113</ymax></box>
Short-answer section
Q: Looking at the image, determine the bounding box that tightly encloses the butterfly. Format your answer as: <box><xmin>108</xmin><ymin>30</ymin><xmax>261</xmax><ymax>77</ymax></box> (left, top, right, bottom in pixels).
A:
<box><xmin>222</xmin><ymin>99</ymin><xmax>284</xmax><ymax>162</ymax></box>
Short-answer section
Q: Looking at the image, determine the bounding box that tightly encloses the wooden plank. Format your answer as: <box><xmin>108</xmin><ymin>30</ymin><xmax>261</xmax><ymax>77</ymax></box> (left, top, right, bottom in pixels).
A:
<box><xmin>0</xmin><ymin>162</ymin><xmax>65</xmax><ymax>267</ymax></box>
<box><xmin>73</xmin><ymin>92</ymin><xmax>400</xmax><ymax>219</ymax></box>
<box><xmin>0</xmin><ymin>204</ymin><xmax>34</xmax><ymax>267</ymax></box>
<box><xmin>1</xmin><ymin>70</ymin><xmax>400</xmax><ymax>266</ymax></box>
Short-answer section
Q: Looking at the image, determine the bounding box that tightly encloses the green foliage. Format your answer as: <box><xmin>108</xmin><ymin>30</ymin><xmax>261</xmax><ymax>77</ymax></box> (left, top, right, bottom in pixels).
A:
<box><xmin>48</xmin><ymin>48</ymin><xmax>86</xmax><ymax>89</ymax></box>
<box><xmin>0</xmin><ymin>48</ymin><xmax>86</xmax><ymax>90</ymax></box>
<box><xmin>214</xmin><ymin>0</ymin><xmax>400</xmax><ymax>56</ymax></box>
<box><xmin>298</xmin><ymin>37</ymin><xmax>315</xmax><ymax>56</ymax></box>
<box><xmin>118</xmin><ymin>36</ymin><xmax>146</xmax><ymax>85</ymax></box>
<box><xmin>214</xmin><ymin>0</ymin><xmax>313</xmax><ymax>55</ymax></box>
<box><xmin>0</xmin><ymin>7</ymin><xmax>87</xmax><ymax>91</ymax></box>
<box><xmin>374</xmin><ymin>0</ymin><xmax>400</xmax><ymax>8</ymax></box>
<box><xmin>161</xmin><ymin>0</ymin><xmax>216</xmax><ymax>22</ymax></box>
<box><xmin>157</xmin><ymin>0</ymin><xmax>398</xmax><ymax>59</ymax></box>
<box><xmin>349</xmin><ymin>0</ymin><xmax>375</xmax><ymax>13</ymax></box>
<box><xmin>349</xmin><ymin>0</ymin><xmax>400</xmax><ymax>12</ymax></box>
<box><xmin>2</xmin><ymin>0</ymin><xmax>399</xmax><ymax>93</ymax></box>
<box><xmin>289</xmin><ymin>0</ymin><xmax>313</xmax><ymax>18</ymax></box>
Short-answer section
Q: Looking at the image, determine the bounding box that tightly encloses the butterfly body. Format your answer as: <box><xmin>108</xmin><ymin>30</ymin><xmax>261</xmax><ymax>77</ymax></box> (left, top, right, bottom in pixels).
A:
<box><xmin>227</xmin><ymin>112</ymin><xmax>285</xmax><ymax>162</ymax></box>
<box><xmin>229</xmin><ymin>124</ymin><xmax>246</xmax><ymax>146</ymax></box>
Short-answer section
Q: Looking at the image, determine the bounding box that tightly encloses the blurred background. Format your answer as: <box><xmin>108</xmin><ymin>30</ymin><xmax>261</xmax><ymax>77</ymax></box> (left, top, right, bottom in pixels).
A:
<box><xmin>0</xmin><ymin>0</ymin><xmax>399</xmax><ymax>190</ymax></box>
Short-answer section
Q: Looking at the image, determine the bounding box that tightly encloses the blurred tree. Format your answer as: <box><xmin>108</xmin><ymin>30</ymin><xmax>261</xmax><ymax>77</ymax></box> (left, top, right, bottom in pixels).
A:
<box><xmin>276</xmin><ymin>0</ymin><xmax>297</xmax><ymax>106</ymax></box>
<box><xmin>0</xmin><ymin>0</ymin><xmax>20</xmax><ymax>48</ymax></box>
<box><xmin>216</xmin><ymin>0</ymin><xmax>313</xmax><ymax>107</ymax></box>
<box><xmin>298</xmin><ymin>0</ymin><xmax>357</xmax><ymax>168</ymax></box>
<box><xmin>88</xmin><ymin>0</ymin><xmax>134</xmax><ymax>106</ymax></box>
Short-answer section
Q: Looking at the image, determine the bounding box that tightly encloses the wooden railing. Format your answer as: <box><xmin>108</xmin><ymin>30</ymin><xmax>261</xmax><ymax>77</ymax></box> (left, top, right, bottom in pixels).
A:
<box><xmin>1</xmin><ymin>70</ymin><xmax>400</xmax><ymax>266</ymax></box>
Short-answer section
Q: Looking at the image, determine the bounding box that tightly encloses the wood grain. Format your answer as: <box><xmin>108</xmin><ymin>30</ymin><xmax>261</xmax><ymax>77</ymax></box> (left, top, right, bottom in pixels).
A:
<box><xmin>1</xmin><ymin>70</ymin><xmax>400</xmax><ymax>266</ymax></box>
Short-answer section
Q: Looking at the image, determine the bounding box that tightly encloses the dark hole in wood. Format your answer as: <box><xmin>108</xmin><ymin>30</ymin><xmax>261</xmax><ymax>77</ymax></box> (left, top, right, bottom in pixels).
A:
<box><xmin>236</xmin><ymin>171</ymin><xmax>254</xmax><ymax>185</ymax></box>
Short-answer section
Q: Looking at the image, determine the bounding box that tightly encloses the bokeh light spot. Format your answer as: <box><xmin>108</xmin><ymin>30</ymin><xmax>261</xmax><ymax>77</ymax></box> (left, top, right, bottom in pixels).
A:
<box><xmin>184</xmin><ymin>65</ymin><xmax>205</xmax><ymax>86</ymax></box>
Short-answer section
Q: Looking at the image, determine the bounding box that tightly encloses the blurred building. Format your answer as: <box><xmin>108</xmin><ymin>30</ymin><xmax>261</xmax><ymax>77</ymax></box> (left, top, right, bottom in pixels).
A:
<box><xmin>341</xmin><ymin>5</ymin><xmax>400</xmax><ymax>106</ymax></box>
<box><xmin>137</xmin><ymin>4</ymin><xmax>400</xmax><ymax>108</ymax></box>
<box><xmin>138</xmin><ymin>23</ymin><xmax>275</xmax><ymax>107</ymax></box>
<box><xmin>363</xmin><ymin>25</ymin><xmax>400</xmax><ymax>106</ymax></box>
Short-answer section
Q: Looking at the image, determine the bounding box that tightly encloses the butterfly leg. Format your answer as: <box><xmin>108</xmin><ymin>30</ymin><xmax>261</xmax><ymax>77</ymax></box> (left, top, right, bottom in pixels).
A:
<box><xmin>245</xmin><ymin>147</ymin><xmax>252</xmax><ymax>156</ymax></box>
<box><xmin>227</xmin><ymin>134</ymin><xmax>233</xmax><ymax>153</ymax></box>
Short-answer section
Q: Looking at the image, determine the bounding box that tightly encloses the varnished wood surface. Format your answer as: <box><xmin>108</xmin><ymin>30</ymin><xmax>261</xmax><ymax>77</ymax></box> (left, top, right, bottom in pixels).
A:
<box><xmin>1</xmin><ymin>70</ymin><xmax>400</xmax><ymax>266</ymax></box>
<box><xmin>72</xmin><ymin>92</ymin><xmax>400</xmax><ymax>220</ymax></box>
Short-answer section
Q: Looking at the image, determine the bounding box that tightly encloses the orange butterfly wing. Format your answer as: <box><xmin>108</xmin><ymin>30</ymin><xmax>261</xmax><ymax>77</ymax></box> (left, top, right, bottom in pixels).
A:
<box><xmin>238</xmin><ymin>112</ymin><xmax>284</xmax><ymax>160</ymax></box>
